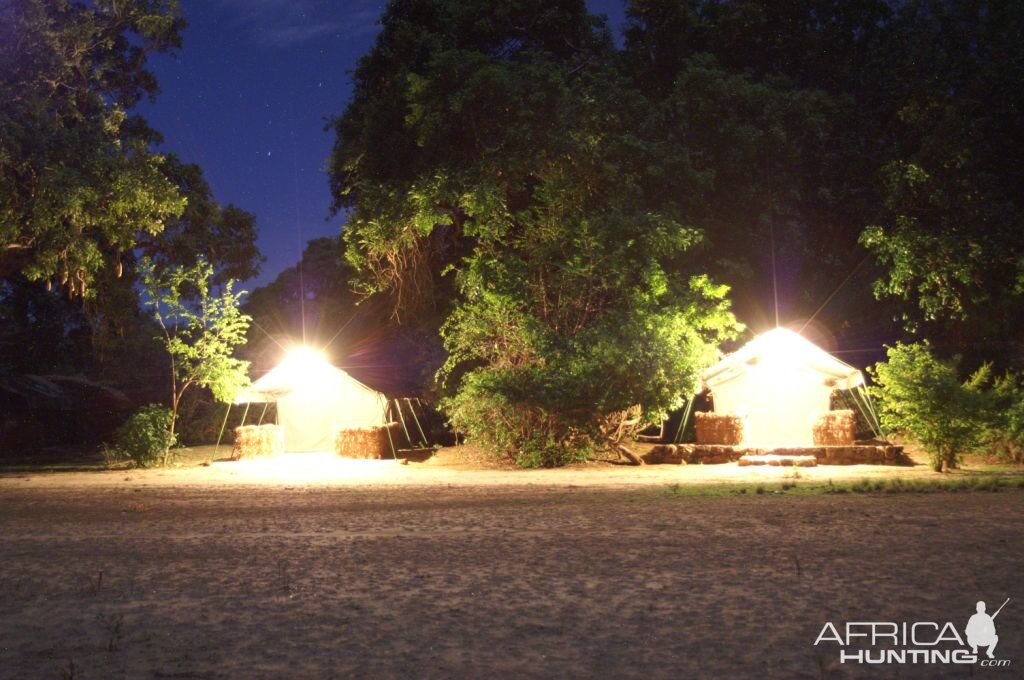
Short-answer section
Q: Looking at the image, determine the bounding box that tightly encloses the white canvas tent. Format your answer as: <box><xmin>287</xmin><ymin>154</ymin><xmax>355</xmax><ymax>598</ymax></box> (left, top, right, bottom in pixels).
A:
<box><xmin>234</xmin><ymin>349</ymin><xmax>389</xmax><ymax>452</ymax></box>
<box><xmin>701</xmin><ymin>328</ymin><xmax>871</xmax><ymax>447</ymax></box>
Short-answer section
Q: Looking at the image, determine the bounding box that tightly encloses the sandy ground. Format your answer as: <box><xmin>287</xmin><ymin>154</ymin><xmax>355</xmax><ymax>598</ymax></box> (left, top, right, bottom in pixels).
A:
<box><xmin>1</xmin><ymin>452</ymin><xmax>1022</xmax><ymax>679</ymax></box>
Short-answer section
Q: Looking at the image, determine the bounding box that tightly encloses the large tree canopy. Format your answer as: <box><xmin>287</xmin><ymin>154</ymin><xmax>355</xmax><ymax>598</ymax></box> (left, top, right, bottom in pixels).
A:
<box><xmin>329</xmin><ymin>0</ymin><xmax>1024</xmax><ymax>463</ymax></box>
<box><xmin>858</xmin><ymin>1</ymin><xmax>1024</xmax><ymax>343</ymax></box>
<box><xmin>330</xmin><ymin>0</ymin><xmax>741</xmax><ymax>464</ymax></box>
<box><xmin>0</xmin><ymin>0</ymin><xmax>186</xmax><ymax>295</ymax></box>
<box><xmin>624</xmin><ymin>0</ymin><xmax>1024</xmax><ymax>361</ymax></box>
<box><xmin>0</xmin><ymin>0</ymin><xmax>263</xmax><ymax>445</ymax></box>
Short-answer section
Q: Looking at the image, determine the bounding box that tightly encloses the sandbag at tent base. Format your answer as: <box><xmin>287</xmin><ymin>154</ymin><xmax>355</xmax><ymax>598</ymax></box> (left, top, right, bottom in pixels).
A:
<box><xmin>812</xmin><ymin>410</ymin><xmax>856</xmax><ymax>445</ymax></box>
<box><xmin>694</xmin><ymin>413</ymin><xmax>743</xmax><ymax>445</ymax></box>
<box><xmin>232</xmin><ymin>424</ymin><xmax>283</xmax><ymax>459</ymax></box>
<box><xmin>335</xmin><ymin>422</ymin><xmax>402</xmax><ymax>459</ymax></box>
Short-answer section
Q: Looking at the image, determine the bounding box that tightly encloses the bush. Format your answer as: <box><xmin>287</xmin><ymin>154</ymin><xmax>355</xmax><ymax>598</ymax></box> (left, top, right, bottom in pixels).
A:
<box><xmin>106</xmin><ymin>404</ymin><xmax>177</xmax><ymax>468</ymax></box>
<box><xmin>869</xmin><ymin>343</ymin><xmax>988</xmax><ymax>472</ymax></box>
<box><xmin>982</xmin><ymin>374</ymin><xmax>1024</xmax><ymax>464</ymax></box>
<box><xmin>442</xmin><ymin>368</ymin><xmax>597</xmax><ymax>467</ymax></box>
<box><xmin>440</xmin><ymin>274</ymin><xmax>738</xmax><ymax>468</ymax></box>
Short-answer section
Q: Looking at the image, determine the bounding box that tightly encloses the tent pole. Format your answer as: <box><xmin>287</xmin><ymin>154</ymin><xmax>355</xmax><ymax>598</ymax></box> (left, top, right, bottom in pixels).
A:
<box><xmin>406</xmin><ymin>397</ymin><xmax>428</xmax><ymax>446</ymax></box>
<box><xmin>394</xmin><ymin>398</ymin><xmax>412</xmax><ymax>449</ymax></box>
<box><xmin>256</xmin><ymin>402</ymin><xmax>269</xmax><ymax>426</ymax></box>
<box><xmin>847</xmin><ymin>386</ymin><xmax>880</xmax><ymax>440</ymax></box>
<box><xmin>383</xmin><ymin>420</ymin><xmax>397</xmax><ymax>459</ymax></box>
<box><xmin>214</xmin><ymin>403</ymin><xmax>232</xmax><ymax>457</ymax></box>
<box><xmin>674</xmin><ymin>397</ymin><xmax>695</xmax><ymax>444</ymax></box>
<box><xmin>238</xmin><ymin>401</ymin><xmax>251</xmax><ymax>429</ymax></box>
<box><xmin>857</xmin><ymin>384</ymin><xmax>884</xmax><ymax>439</ymax></box>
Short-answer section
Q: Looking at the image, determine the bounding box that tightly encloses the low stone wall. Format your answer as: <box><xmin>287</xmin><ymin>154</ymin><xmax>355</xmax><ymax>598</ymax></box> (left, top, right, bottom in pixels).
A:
<box><xmin>642</xmin><ymin>444</ymin><xmax>744</xmax><ymax>465</ymax></box>
<box><xmin>737</xmin><ymin>454</ymin><xmax>817</xmax><ymax>467</ymax></box>
<box><xmin>642</xmin><ymin>443</ymin><xmax>907</xmax><ymax>466</ymax></box>
<box><xmin>815</xmin><ymin>445</ymin><xmax>907</xmax><ymax>465</ymax></box>
<box><xmin>335</xmin><ymin>422</ymin><xmax>402</xmax><ymax>459</ymax></box>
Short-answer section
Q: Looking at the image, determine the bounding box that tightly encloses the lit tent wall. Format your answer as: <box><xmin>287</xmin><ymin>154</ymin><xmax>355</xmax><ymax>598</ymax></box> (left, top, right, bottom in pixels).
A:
<box><xmin>700</xmin><ymin>328</ymin><xmax>877</xmax><ymax>447</ymax></box>
<box><xmin>234</xmin><ymin>349</ymin><xmax>389</xmax><ymax>452</ymax></box>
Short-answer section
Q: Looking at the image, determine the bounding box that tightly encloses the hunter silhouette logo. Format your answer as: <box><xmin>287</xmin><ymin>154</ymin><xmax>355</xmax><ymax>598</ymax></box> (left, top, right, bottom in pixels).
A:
<box><xmin>967</xmin><ymin>598</ymin><xmax>1008</xmax><ymax>659</ymax></box>
<box><xmin>814</xmin><ymin>597</ymin><xmax>1012</xmax><ymax>667</ymax></box>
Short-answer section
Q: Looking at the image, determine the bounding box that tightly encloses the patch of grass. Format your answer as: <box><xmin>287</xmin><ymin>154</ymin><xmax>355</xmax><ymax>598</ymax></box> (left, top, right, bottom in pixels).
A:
<box><xmin>95</xmin><ymin>612</ymin><xmax>124</xmax><ymax>652</ymax></box>
<box><xmin>0</xmin><ymin>445</ymin><xmax>224</xmax><ymax>475</ymax></box>
<box><xmin>59</xmin><ymin>659</ymin><xmax>77</xmax><ymax>680</ymax></box>
<box><xmin>662</xmin><ymin>474</ymin><xmax>1024</xmax><ymax>498</ymax></box>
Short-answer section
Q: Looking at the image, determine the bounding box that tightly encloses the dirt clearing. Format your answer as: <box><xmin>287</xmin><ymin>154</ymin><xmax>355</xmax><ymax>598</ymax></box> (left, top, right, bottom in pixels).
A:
<box><xmin>1</xmin><ymin>460</ymin><xmax>1021</xmax><ymax>678</ymax></box>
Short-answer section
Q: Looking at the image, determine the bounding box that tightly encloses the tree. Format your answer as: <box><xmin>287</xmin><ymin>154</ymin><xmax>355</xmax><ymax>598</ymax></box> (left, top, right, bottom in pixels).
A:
<box><xmin>0</xmin><ymin>0</ymin><xmax>187</xmax><ymax>295</ymax></box>
<box><xmin>621</xmin><ymin>0</ymin><xmax>896</xmax><ymax>335</ymax></box>
<box><xmin>243</xmin><ymin>236</ymin><xmax>445</xmax><ymax>395</ymax></box>
<box><xmin>858</xmin><ymin>1</ymin><xmax>1024</xmax><ymax>354</ymax></box>
<box><xmin>139</xmin><ymin>257</ymin><xmax>251</xmax><ymax>449</ymax></box>
<box><xmin>869</xmin><ymin>342</ymin><xmax>989</xmax><ymax>472</ymax></box>
<box><xmin>0</xmin><ymin>0</ymin><xmax>262</xmax><ymax>411</ymax></box>
<box><xmin>329</xmin><ymin>0</ymin><xmax>741</xmax><ymax>465</ymax></box>
<box><xmin>143</xmin><ymin>155</ymin><xmax>264</xmax><ymax>285</ymax></box>
<box><xmin>620</xmin><ymin>1</ymin><xmax>1024</xmax><ymax>363</ymax></box>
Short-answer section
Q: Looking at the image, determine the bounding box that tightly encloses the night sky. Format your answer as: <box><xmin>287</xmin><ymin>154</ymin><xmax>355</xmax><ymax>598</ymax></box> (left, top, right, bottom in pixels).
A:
<box><xmin>140</xmin><ymin>0</ymin><xmax>627</xmax><ymax>289</ymax></box>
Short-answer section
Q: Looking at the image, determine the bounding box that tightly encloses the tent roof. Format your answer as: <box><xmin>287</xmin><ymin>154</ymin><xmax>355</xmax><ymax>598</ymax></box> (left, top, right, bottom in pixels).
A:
<box><xmin>234</xmin><ymin>356</ymin><xmax>383</xmax><ymax>404</ymax></box>
<box><xmin>702</xmin><ymin>328</ymin><xmax>863</xmax><ymax>391</ymax></box>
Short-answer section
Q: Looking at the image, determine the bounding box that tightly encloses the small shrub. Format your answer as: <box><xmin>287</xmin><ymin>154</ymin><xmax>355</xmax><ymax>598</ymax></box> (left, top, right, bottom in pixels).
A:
<box><xmin>869</xmin><ymin>342</ymin><xmax>988</xmax><ymax>472</ymax></box>
<box><xmin>981</xmin><ymin>374</ymin><xmax>1024</xmax><ymax>464</ymax></box>
<box><xmin>442</xmin><ymin>373</ymin><xmax>596</xmax><ymax>467</ymax></box>
<box><xmin>106</xmin><ymin>405</ymin><xmax>176</xmax><ymax>468</ymax></box>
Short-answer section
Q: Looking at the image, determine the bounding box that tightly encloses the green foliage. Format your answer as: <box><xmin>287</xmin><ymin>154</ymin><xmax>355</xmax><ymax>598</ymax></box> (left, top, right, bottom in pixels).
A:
<box><xmin>143</xmin><ymin>155</ymin><xmax>264</xmax><ymax>285</ymax></box>
<box><xmin>139</xmin><ymin>257</ymin><xmax>251</xmax><ymax>440</ymax></box>
<box><xmin>625</xmin><ymin>0</ymin><xmax>1024</xmax><ymax>359</ymax></box>
<box><xmin>0</xmin><ymin>0</ymin><xmax>188</xmax><ymax>294</ymax></box>
<box><xmin>981</xmin><ymin>374</ymin><xmax>1024</xmax><ymax>464</ymax></box>
<box><xmin>872</xmin><ymin>343</ymin><xmax>1024</xmax><ymax>468</ymax></box>
<box><xmin>869</xmin><ymin>343</ymin><xmax>988</xmax><ymax>471</ymax></box>
<box><xmin>106</xmin><ymin>404</ymin><xmax>176</xmax><ymax>468</ymax></box>
<box><xmin>0</xmin><ymin>0</ymin><xmax>261</xmax><ymax>419</ymax></box>
<box><xmin>857</xmin><ymin>2</ymin><xmax>1024</xmax><ymax>340</ymax></box>
<box><xmin>331</xmin><ymin>0</ymin><xmax>741</xmax><ymax>466</ymax></box>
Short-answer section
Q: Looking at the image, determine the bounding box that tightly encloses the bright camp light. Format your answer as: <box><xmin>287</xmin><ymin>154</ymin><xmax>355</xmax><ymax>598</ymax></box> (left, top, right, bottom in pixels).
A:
<box><xmin>756</xmin><ymin>328</ymin><xmax>807</xmax><ymax>367</ymax></box>
<box><xmin>280</xmin><ymin>346</ymin><xmax>329</xmax><ymax>390</ymax></box>
<box><xmin>282</xmin><ymin>346</ymin><xmax>328</xmax><ymax>373</ymax></box>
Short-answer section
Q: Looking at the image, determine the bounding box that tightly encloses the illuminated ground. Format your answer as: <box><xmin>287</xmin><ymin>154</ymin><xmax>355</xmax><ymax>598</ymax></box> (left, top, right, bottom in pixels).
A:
<box><xmin>0</xmin><ymin>450</ymin><xmax>1021</xmax><ymax>678</ymax></box>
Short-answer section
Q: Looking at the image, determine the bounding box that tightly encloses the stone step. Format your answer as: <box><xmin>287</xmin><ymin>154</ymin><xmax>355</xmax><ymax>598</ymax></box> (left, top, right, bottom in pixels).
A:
<box><xmin>737</xmin><ymin>454</ymin><xmax>818</xmax><ymax>467</ymax></box>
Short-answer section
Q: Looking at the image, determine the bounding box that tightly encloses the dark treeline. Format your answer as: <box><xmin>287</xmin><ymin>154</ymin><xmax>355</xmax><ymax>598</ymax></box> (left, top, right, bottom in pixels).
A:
<box><xmin>0</xmin><ymin>0</ymin><xmax>262</xmax><ymax>449</ymax></box>
<box><xmin>328</xmin><ymin>0</ymin><xmax>1022</xmax><ymax>463</ymax></box>
<box><xmin>1</xmin><ymin>0</ymin><xmax>1021</xmax><ymax>458</ymax></box>
<box><xmin>333</xmin><ymin>0</ymin><xmax>1024</xmax><ymax>367</ymax></box>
